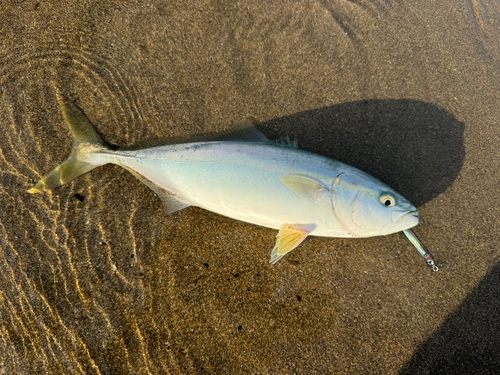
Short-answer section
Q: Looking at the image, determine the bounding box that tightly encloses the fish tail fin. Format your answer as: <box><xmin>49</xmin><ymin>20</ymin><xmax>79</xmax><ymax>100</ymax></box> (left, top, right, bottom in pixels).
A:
<box><xmin>28</xmin><ymin>94</ymin><xmax>111</xmax><ymax>194</ymax></box>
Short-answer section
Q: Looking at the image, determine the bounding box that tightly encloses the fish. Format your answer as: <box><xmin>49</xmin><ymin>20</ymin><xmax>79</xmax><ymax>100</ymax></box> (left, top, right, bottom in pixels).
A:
<box><xmin>29</xmin><ymin>94</ymin><xmax>419</xmax><ymax>264</ymax></box>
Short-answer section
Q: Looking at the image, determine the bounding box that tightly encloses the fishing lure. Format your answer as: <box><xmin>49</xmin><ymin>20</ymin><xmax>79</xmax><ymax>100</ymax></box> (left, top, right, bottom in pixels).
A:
<box><xmin>403</xmin><ymin>229</ymin><xmax>439</xmax><ymax>271</ymax></box>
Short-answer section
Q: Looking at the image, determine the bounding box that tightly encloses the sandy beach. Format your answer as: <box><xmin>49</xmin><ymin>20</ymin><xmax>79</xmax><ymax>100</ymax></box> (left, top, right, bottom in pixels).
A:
<box><xmin>1</xmin><ymin>1</ymin><xmax>499</xmax><ymax>373</ymax></box>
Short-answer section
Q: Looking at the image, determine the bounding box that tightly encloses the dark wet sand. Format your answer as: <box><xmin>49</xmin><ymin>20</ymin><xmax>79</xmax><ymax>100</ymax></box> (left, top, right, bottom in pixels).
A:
<box><xmin>1</xmin><ymin>1</ymin><xmax>499</xmax><ymax>374</ymax></box>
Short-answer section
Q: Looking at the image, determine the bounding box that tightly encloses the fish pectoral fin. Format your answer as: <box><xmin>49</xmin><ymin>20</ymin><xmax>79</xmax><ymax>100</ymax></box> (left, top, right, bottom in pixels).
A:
<box><xmin>280</xmin><ymin>175</ymin><xmax>329</xmax><ymax>201</ymax></box>
<box><xmin>270</xmin><ymin>224</ymin><xmax>314</xmax><ymax>264</ymax></box>
<box><xmin>122</xmin><ymin>167</ymin><xmax>190</xmax><ymax>214</ymax></box>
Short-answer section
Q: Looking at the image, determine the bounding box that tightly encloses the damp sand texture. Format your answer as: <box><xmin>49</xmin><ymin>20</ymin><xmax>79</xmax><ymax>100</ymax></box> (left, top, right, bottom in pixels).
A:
<box><xmin>1</xmin><ymin>1</ymin><xmax>500</xmax><ymax>374</ymax></box>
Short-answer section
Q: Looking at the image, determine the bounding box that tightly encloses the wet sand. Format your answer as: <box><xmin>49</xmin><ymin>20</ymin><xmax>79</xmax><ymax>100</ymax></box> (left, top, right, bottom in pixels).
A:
<box><xmin>1</xmin><ymin>1</ymin><xmax>499</xmax><ymax>374</ymax></box>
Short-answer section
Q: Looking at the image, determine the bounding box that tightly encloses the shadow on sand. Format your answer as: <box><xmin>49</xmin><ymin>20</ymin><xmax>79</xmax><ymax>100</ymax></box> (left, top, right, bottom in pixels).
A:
<box><xmin>259</xmin><ymin>99</ymin><xmax>465</xmax><ymax>207</ymax></box>
<box><xmin>261</xmin><ymin>100</ymin><xmax>500</xmax><ymax>374</ymax></box>
<box><xmin>399</xmin><ymin>262</ymin><xmax>500</xmax><ymax>374</ymax></box>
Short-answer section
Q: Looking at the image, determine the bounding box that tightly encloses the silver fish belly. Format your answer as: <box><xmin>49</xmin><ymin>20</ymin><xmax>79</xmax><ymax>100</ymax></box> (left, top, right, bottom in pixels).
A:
<box><xmin>122</xmin><ymin>142</ymin><xmax>361</xmax><ymax>235</ymax></box>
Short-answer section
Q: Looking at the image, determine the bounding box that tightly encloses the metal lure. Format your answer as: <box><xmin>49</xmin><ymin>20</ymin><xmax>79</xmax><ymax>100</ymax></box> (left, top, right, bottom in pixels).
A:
<box><xmin>403</xmin><ymin>229</ymin><xmax>438</xmax><ymax>271</ymax></box>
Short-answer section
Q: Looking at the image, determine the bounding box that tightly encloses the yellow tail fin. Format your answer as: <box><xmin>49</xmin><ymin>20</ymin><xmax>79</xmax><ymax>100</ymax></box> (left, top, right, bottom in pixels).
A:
<box><xmin>29</xmin><ymin>94</ymin><xmax>110</xmax><ymax>194</ymax></box>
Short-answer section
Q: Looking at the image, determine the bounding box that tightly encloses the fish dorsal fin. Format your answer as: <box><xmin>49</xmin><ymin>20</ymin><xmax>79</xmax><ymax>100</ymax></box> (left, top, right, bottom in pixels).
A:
<box><xmin>270</xmin><ymin>224</ymin><xmax>315</xmax><ymax>264</ymax></box>
<box><xmin>280</xmin><ymin>175</ymin><xmax>330</xmax><ymax>201</ymax></box>
<box><xmin>275</xmin><ymin>135</ymin><xmax>298</xmax><ymax>148</ymax></box>
<box><xmin>118</xmin><ymin>118</ymin><xmax>268</xmax><ymax>151</ymax></box>
<box><xmin>122</xmin><ymin>167</ymin><xmax>190</xmax><ymax>214</ymax></box>
<box><xmin>213</xmin><ymin>118</ymin><xmax>269</xmax><ymax>142</ymax></box>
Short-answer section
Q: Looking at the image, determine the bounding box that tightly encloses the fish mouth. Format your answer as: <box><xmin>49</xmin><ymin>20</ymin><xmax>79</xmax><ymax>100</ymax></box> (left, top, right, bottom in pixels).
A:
<box><xmin>403</xmin><ymin>210</ymin><xmax>419</xmax><ymax>226</ymax></box>
<box><xmin>392</xmin><ymin>209</ymin><xmax>419</xmax><ymax>223</ymax></box>
<box><xmin>408</xmin><ymin>210</ymin><xmax>419</xmax><ymax>217</ymax></box>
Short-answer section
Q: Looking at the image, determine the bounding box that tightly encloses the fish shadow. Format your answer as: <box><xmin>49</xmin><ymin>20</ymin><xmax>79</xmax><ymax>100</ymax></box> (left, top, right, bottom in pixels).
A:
<box><xmin>398</xmin><ymin>261</ymin><xmax>500</xmax><ymax>374</ymax></box>
<box><xmin>259</xmin><ymin>99</ymin><xmax>465</xmax><ymax>207</ymax></box>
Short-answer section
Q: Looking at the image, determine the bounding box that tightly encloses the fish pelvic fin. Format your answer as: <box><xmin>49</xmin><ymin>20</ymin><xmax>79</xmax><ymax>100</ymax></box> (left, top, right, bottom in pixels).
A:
<box><xmin>28</xmin><ymin>94</ymin><xmax>110</xmax><ymax>194</ymax></box>
<box><xmin>270</xmin><ymin>224</ymin><xmax>315</xmax><ymax>264</ymax></box>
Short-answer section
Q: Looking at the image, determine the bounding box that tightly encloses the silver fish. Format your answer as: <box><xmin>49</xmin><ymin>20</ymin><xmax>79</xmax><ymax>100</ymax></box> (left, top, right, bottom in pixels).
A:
<box><xmin>30</xmin><ymin>95</ymin><xmax>419</xmax><ymax>263</ymax></box>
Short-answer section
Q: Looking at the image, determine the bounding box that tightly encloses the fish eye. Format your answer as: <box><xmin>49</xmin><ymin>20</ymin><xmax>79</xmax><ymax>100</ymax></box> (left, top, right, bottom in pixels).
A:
<box><xmin>380</xmin><ymin>194</ymin><xmax>396</xmax><ymax>207</ymax></box>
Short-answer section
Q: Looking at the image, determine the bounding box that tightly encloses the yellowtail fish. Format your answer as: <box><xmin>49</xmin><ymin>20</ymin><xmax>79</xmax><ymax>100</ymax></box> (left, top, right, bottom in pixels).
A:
<box><xmin>29</xmin><ymin>95</ymin><xmax>419</xmax><ymax>264</ymax></box>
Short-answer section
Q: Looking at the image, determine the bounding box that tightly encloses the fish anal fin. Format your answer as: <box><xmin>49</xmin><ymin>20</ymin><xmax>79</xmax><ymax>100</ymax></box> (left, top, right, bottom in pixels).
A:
<box><xmin>159</xmin><ymin>194</ymin><xmax>190</xmax><ymax>215</ymax></box>
<box><xmin>280</xmin><ymin>175</ymin><xmax>329</xmax><ymax>201</ymax></box>
<box><xmin>122</xmin><ymin>167</ymin><xmax>190</xmax><ymax>215</ymax></box>
<box><xmin>270</xmin><ymin>224</ymin><xmax>315</xmax><ymax>264</ymax></box>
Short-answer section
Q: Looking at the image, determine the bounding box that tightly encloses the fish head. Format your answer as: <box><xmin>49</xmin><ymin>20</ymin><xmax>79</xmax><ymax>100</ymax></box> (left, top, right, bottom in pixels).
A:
<box><xmin>332</xmin><ymin>169</ymin><xmax>418</xmax><ymax>237</ymax></box>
